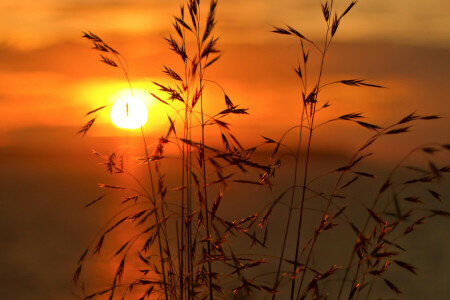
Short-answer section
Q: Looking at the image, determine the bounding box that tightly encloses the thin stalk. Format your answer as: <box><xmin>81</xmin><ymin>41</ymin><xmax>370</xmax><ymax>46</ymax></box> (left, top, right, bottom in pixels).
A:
<box><xmin>290</xmin><ymin>101</ymin><xmax>317</xmax><ymax>300</ymax></box>
<box><xmin>272</xmin><ymin>103</ymin><xmax>306</xmax><ymax>299</ymax></box>
<box><xmin>292</xmin><ymin>26</ymin><xmax>338</xmax><ymax>300</ymax></box>
<box><xmin>187</xmin><ymin>97</ymin><xmax>193</xmax><ymax>300</ymax></box>
<box><xmin>291</xmin><ymin>27</ymin><xmax>331</xmax><ymax>300</ymax></box>
<box><xmin>140</xmin><ymin>126</ymin><xmax>169</xmax><ymax>299</ymax></box>
<box><xmin>180</xmin><ymin>109</ymin><xmax>186</xmax><ymax>300</ymax></box>
<box><xmin>114</xmin><ymin>50</ymin><xmax>170</xmax><ymax>299</ymax></box>
<box><xmin>273</xmin><ymin>38</ymin><xmax>309</xmax><ymax>300</ymax></box>
<box><xmin>180</xmin><ymin>12</ymin><xmax>190</xmax><ymax>299</ymax></box>
<box><xmin>157</xmin><ymin>162</ymin><xmax>176</xmax><ymax>298</ymax></box>
<box><xmin>196</xmin><ymin>5</ymin><xmax>214</xmax><ymax>299</ymax></box>
<box><xmin>181</xmin><ymin>120</ymin><xmax>185</xmax><ymax>300</ymax></box>
<box><xmin>176</xmin><ymin>221</ymin><xmax>182</xmax><ymax>300</ymax></box>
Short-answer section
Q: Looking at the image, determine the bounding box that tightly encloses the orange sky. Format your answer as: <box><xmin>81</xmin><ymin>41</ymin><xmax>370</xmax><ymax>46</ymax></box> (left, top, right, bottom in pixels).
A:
<box><xmin>0</xmin><ymin>0</ymin><xmax>448</xmax><ymax>190</ymax></box>
<box><xmin>0</xmin><ymin>0</ymin><xmax>448</xmax><ymax>152</ymax></box>
<box><xmin>1</xmin><ymin>0</ymin><xmax>449</xmax><ymax>50</ymax></box>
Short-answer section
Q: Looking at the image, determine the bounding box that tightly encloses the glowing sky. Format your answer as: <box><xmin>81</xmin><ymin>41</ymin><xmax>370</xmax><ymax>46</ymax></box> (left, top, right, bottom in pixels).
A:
<box><xmin>0</xmin><ymin>0</ymin><xmax>448</xmax><ymax>147</ymax></box>
<box><xmin>1</xmin><ymin>0</ymin><xmax>449</xmax><ymax>50</ymax></box>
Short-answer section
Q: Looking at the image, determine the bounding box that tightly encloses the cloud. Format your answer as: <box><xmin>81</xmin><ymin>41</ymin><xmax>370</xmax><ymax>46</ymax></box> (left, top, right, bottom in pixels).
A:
<box><xmin>0</xmin><ymin>0</ymin><xmax>449</xmax><ymax>50</ymax></box>
<box><xmin>0</xmin><ymin>0</ymin><xmax>175</xmax><ymax>50</ymax></box>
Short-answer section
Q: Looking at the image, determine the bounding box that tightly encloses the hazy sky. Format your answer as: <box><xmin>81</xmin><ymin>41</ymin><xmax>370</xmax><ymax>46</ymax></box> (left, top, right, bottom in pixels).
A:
<box><xmin>0</xmin><ymin>0</ymin><xmax>448</xmax><ymax>145</ymax></box>
<box><xmin>1</xmin><ymin>0</ymin><xmax>449</xmax><ymax>50</ymax></box>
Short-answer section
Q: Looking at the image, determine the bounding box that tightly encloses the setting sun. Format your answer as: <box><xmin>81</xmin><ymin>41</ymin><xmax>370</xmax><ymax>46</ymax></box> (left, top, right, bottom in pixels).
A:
<box><xmin>110</xmin><ymin>96</ymin><xmax>148</xmax><ymax>129</ymax></box>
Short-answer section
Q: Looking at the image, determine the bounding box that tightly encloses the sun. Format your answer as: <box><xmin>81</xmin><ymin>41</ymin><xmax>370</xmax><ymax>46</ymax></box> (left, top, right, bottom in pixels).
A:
<box><xmin>110</xmin><ymin>96</ymin><xmax>148</xmax><ymax>129</ymax></box>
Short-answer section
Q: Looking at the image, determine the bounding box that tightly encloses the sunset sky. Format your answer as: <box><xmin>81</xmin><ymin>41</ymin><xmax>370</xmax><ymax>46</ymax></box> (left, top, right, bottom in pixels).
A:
<box><xmin>1</xmin><ymin>0</ymin><xmax>449</xmax><ymax>145</ymax></box>
<box><xmin>0</xmin><ymin>0</ymin><xmax>449</xmax><ymax>299</ymax></box>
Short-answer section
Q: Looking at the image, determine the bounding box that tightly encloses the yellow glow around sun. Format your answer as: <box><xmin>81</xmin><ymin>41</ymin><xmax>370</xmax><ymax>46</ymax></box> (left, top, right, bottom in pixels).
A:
<box><xmin>110</xmin><ymin>96</ymin><xmax>148</xmax><ymax>129</ymax></box>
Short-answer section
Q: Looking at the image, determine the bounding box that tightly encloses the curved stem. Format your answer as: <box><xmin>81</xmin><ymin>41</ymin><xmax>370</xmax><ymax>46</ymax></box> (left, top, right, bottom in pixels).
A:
<box><xmin>272</xmin><ymin>103</ymin><xmax>306</xmax><ymax>299</ymax></box>
<box><xmin>196</xmin><ymin>4</ymin><xmax>214</xmax><ymax>299</ymax></box>
<box><xmin>290</xmin><ymin>101</ymin><xmax>317</xmax><ymax>300</ymax></box>
<box><xmin>140</xmin><ymin>126</ymin><xmax>169</xmax><ymax>299</ymax></box>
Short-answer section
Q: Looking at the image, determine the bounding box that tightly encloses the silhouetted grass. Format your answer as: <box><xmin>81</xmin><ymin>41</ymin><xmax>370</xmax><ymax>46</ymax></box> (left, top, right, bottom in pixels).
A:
<box><xmin>74</xmin><ymin>1</ymin><xmax>449</xmax><ymax>299</ymax></box>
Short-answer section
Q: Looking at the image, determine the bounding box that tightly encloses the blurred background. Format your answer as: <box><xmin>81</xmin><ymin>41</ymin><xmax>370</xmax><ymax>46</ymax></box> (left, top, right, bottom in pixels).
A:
<box><xmin>0</xmin><ymin>0</ymin><xmax>448</xmax><ymax>299</ymax></box>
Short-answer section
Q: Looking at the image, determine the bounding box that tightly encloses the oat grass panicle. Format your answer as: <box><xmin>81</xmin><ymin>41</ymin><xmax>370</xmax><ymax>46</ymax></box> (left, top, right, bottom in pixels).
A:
<box><xmin>74</xmin><ymin>0</ymin><xmax>449</xmax><ymax>299</ymax></box>
<box><xmin>262</xmin><ymin>1</ymin><xmax>449</xmax><ymax>299</ymax></box>
<box><xmin>75</xmin><ymin>0</ymin><xmax>277</xmax><ymax>299</ymax></box>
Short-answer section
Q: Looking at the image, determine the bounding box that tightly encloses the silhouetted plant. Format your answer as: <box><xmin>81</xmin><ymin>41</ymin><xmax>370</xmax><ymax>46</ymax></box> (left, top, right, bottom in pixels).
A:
<box><xmin>75</xmin><ymin>1</ymin><xmax>277</xmax><ymax>299</ymax></box>
<box><xmin>74</xmin><ymin>1</ymin><xmax>449</xmax><ymax>299</ymax></box>
<box><xmin>261</xmin><ymin>1</ymin><xmax>449</xmax><ymax>299</ymax></box>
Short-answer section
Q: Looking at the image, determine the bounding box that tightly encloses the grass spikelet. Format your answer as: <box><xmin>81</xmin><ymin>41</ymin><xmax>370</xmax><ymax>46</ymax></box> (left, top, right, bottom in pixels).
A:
<box><xmin>73</xmin><ymin>1</ymin><xmax>449</xmax><ymax>299</ymax></box>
